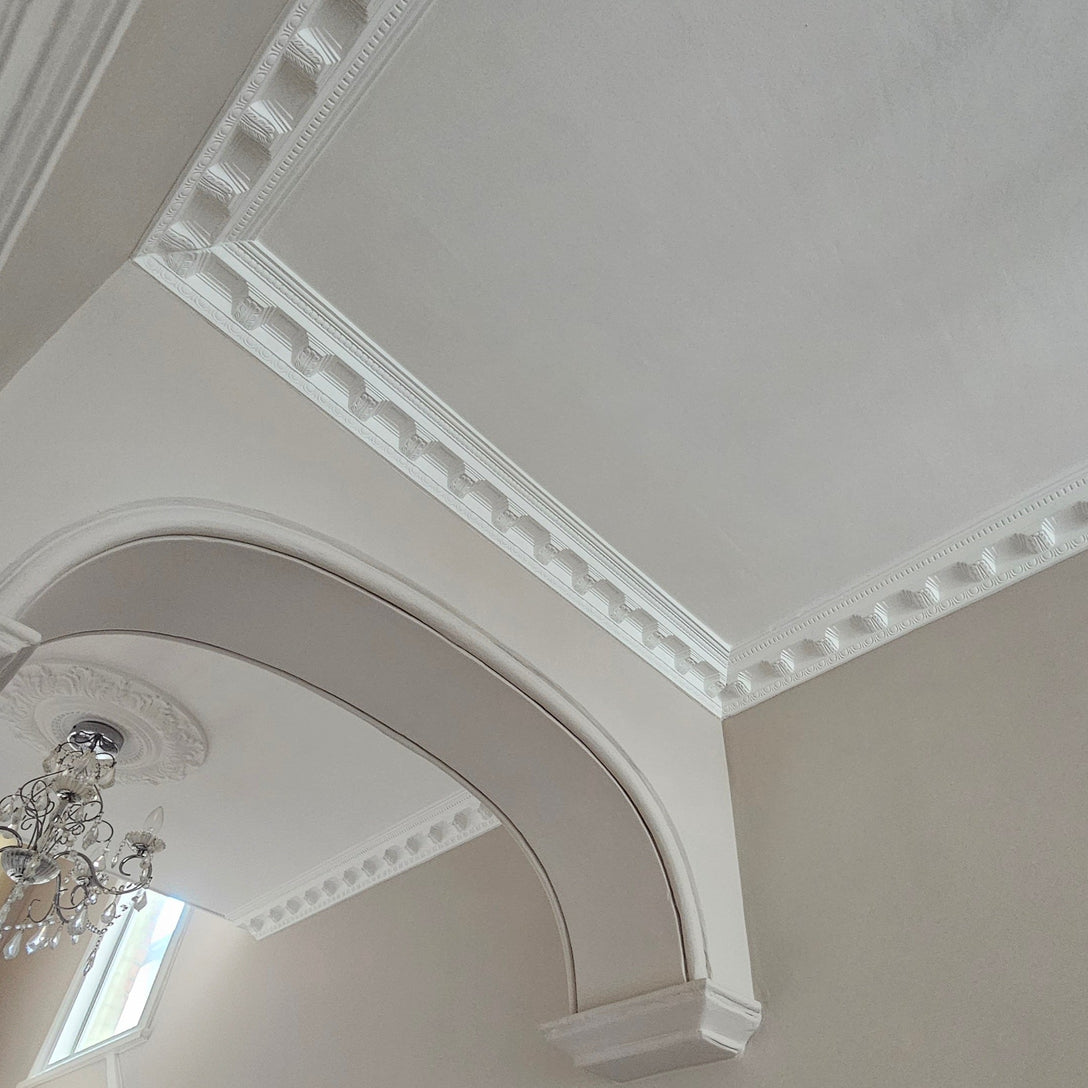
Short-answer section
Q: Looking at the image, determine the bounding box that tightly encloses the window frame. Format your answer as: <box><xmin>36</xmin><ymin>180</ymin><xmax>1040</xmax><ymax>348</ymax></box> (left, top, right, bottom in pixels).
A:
<box><xmin>19</xmin><ymin>897</ymin><xmax>190</xmax><ymax>1088</ymax></box>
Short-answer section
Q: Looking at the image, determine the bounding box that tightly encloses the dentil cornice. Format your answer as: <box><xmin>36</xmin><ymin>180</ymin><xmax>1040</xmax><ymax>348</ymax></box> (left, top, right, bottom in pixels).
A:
<box><xmin>228</xmin><ymin>791</ymin><xmax>498</xmax><ymax>937</ymax></box>
<box><xmin>133</xmin><ymin>0</ymin><xmax>736</xmax><ymax>711</ymax></box>
<box><xmin>136</xmin><ymin>242</ymin><xmax>734</xmax><ymax>710</ymax></box>
<box><xmin>139</xmin><ymin>0</ymin><xmax>435</xmax><ymax>256</ymax></box>
<box><xmin>721</xmin><ymin>467</ymin><xmax>1088</xmax><ymax>713</ymax></box>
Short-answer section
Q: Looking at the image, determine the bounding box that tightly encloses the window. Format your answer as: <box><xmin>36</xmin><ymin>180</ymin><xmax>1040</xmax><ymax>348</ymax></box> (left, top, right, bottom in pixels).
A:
<box><xmin>26</xmin><ymin>892</ymin><xmax>187</xmax><ymax>1084</ymax></box>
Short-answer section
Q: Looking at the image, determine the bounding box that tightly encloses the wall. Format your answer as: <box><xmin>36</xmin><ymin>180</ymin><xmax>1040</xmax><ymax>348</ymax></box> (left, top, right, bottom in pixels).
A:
<box><xmin>126</xmin><ymin>829</ymin><xmax>587</xmax><ymax>1088</ymax></box>
<box><xmin>722</xmin><ymin>545</ymin><xmax>1088</xmax><ymax>1088</ymax></box>
<box><xmin>2</xmin><ymin>527</ymin><xmax>1087</xmax><ymax>1088</ymax></box>
<box><xmin>0</xmin><ymin>831</ymin><xmax>593</xmax><ymax>1088</ymax></box>
<box><xmin>146</xmin><ymin>545</ymin><xmax>1088</xmax><ymax>1088</ymax></box>
<box><xmin>0</xmin><ymin>874</ymin><xmax>95</xmax><ymax>1087</ymax></box>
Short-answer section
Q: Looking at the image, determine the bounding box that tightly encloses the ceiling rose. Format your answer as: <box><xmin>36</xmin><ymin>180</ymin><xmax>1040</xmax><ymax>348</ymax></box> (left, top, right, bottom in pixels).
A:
<box><xmin>0</xmin><ymin>661</ymin><xmax>208</xmax><ymax>784</ymax></box>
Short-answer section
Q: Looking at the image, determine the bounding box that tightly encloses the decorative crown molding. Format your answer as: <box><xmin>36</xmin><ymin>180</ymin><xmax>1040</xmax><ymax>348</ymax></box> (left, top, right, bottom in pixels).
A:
<box><xmin>542</xmin><ymin>979</ymin><xmax>762</xmax><ymax>1082</ymax></box>
<box><xmin>133</xmin><ymin>0</ymin><xmax>733</xmax><ymax>712</ymax></box>
<box><xmin>136</xmin><ymin>241</ymin><xmax>734</xmax><ymax>710</ymax></box>
<box><xmin>719</xmin><ymin>465</ymin><xmax>1088</xmax><ymax>713</ymax></box>
<box><xmin>0</xmin><ymin>660</ymin><xmax>208</xmax><ymax>784</ymax></box>
<box><xmin>229</xmin><ymin>790</ymin><xmax>499</xmax><ymax>938</ymax></box>
<box><xmin>138</xmin><ymin>0</ymin><xmax>436</xmax><ymax>256</ymax></box>
<box><xmin>0</xmin><ymin>0</ymin><xmax>140</xmax><ymax>273</ymax></box>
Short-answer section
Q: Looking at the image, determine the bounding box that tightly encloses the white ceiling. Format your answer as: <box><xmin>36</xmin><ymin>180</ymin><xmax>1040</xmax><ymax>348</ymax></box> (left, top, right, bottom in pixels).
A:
<box><xmin>0</xmin><ymin>633</ymin><xmax>462</xmax><ymax>919</ymax></box>
<box><xmin>261</xmin><ymin>0</ymin><xmax>1088</xmax><ymax>641</ymax></box>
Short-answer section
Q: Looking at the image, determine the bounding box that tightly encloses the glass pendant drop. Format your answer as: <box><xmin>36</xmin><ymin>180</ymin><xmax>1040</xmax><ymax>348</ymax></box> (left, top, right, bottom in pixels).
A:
<box><xmin>25</xmin><ymin>924</ymin><xmax>49</xmax><ymax>955</ymax></box>
<box><xmin>4</xmin><ymin>930</ymin><xmax>22</xmax><ymax>959</ymax></box>
<box><xmin>69</xmin><ymin>906</ymin><xmax>87</xmax><ymax>936</ymax></box>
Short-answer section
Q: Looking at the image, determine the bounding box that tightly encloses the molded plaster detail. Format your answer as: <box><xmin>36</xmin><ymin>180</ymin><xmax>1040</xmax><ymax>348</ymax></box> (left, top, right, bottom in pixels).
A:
<box><xmin>133</xmin><ymin>0</ymin><xmax>734</xmax><ymax>711</ymax></box>
<box><xmin>0</xmin><ymin>660</ymin><xmax>208</xmax><ymax>784</ymax></box>
<box><xmin>135</xmin><ymin>246</ymin><xmax>733</xmax><ymax>709</ymax></box>
<box><xmin>131</xmin><ymin>0</ymin><xmax>1088</xmax><ymax>720</ymax></box>
<box><xmin>0</xmin><ymin>616</ymin><xmax>40</xmax><ymax>691</ymax></box>
<box><xmin>542</xmin><ymin>979</ymin><xmax>762</xmax><ymax>1082</ymax></box>
<box><xmin>136</xmin><ymin>247</ymin><xmax>1088</xmax><ymax>716</ymax></box>
<box><xmin>139</xmin><ymin>0</ymin><xmax>432</xmax><ymax>255</ymax></box>
<box><xmin>722</xmin><ymin>468</ymin><xmax>1088</xmax><ymax>712</ymax></box>
<box><xmin>229</xmin><ymin>790</ymin><xmax>498</xmax><ymax>938</ymax></box>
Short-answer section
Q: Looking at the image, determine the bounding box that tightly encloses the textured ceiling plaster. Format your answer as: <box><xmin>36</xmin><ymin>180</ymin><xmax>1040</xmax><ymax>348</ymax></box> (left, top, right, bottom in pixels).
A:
<box><xmin>264</xmin><ymin>0</ymin><xmax>1088</xmax><ymax>640</ymax></box>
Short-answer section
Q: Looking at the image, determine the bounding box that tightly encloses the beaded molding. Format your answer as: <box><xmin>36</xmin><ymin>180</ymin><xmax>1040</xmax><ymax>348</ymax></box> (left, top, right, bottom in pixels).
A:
<box><xmin>139</xmin><ymin>0</ymin><xmax>433</xmax><ymax>254</ymax></box>
<box><xmin>136</xmin><ymin>242</ymin><xmax>733</xmax><ymax>709</ymax></box>
<box><xmin>229</xmin><ymin>791</ymin><xmax>498</xmax><ymax>937</ymax></box>
<box><xmin>719</xmin><ymin>471</ymin><xmax>1088</xmax><ymax>713</ymax></box>
<box><xmin>135</xmin><ymin>0</ymin><xmax>733</xmax><ymax>711</ymax></box>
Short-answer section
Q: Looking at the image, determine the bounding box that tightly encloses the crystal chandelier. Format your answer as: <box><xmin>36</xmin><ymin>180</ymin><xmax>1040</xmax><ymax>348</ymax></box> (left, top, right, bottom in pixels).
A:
<box><xmin>0</xmin><ymin>720</ymin><xmax>166</xmax><ymax>973</ymax></box>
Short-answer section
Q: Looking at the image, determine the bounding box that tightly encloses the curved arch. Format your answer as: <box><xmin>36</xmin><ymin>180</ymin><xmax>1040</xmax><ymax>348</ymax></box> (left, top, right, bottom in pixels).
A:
<box><xmin>0</xmin><ymin>499</ymin><xmax>708</xmax><ymax>1012</ymax></box>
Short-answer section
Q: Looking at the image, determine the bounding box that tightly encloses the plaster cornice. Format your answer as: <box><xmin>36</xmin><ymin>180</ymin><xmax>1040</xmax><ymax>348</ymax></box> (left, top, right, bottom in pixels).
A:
<box><xmin>135</xmin><ymin>242</ymin><xmax>734</xmax><ymax>710</ymax></box>
<box><xmin>228</xmin><ymin>790</ymin><xmax>498</xmax><ymax>937</ymax></box>
<box><xmin>720</xmin><ymin>466</ymin><xmax>1088</xmax><ymax>712</ymax></box>
<box><xmin>543</xmin><ymin>979</ymin><xmax>761</xmax><ymax>1081</ymax></box>
<box><xmin>139</xmin><ymin>0</ymin><xmax>436</xmax><ymax>255</ymax></box>
<box><xmin>134</xmin><ymin>0</ymin><xmax>734</xmax><ymax>711</ymax></box>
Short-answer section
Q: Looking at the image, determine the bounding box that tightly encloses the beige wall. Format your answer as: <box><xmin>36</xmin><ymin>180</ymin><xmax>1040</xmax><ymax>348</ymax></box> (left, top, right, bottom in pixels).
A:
<box><xmin>2</xmin><ymin>526</ymin><xmax>1087</xmax><ymax>1088</ymax></box>
<box><xmin>0</xmin><ymin>874</ymin><xmax>93</xmax><ymax>1086</ymax></box>
<box><xmin>0</xmin><ymin>831</ymin><xmax>588</xmax><ymax>1088</ymax></box>
<box><xmin>723</xmin><ymin>547</ymin><xmax>1088</xmax><ymax>1088</ymax></box>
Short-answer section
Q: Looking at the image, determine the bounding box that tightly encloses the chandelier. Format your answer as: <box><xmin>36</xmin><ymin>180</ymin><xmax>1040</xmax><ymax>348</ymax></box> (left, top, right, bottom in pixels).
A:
<box><xmin>0</xmin><ymin>719</ymin><xmax>166</xmax><ymax>973</ymax></box>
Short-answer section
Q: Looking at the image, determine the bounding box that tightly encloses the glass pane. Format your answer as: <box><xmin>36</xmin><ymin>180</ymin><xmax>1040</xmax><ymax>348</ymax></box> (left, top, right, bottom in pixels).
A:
<box><xmin>48</xmin><ymin>892</ymin><xmax>185</xmax><ymax>1066</ymax></box>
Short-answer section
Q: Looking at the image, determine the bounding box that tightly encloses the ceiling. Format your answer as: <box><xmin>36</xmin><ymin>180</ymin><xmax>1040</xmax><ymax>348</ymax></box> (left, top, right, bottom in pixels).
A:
<box><xmin>262</xmin><ymin>0</ymin><xmax>1088</xmax><ymax>640</ymax></box>
<box><xmin>6</xmin><ymin>0</ymin><xmax>1088</xmax><ymax>715</ymax></box>
<box><xmin>0</xmin><ymin>633</ymin><xmax>464</xmax><ymax>921</ymax></box>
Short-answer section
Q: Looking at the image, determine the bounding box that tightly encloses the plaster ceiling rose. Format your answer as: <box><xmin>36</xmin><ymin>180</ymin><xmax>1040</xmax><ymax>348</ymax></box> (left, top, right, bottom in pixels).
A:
<box><xmin>0</xmin><ymin>661</ymin><xmax>208</xmax><ymax>784</ymax></box>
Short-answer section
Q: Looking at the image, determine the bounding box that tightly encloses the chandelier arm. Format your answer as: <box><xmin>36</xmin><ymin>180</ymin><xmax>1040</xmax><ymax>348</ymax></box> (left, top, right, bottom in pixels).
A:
<box><xmin>2</xmin><ymin>726</ymin><xmax>165</xmax><ymax>961</ymax></box>
<box><xmin>23</xmin><ymin>891</ymin><xmax>58</xmax><ymax>926</ymax></box>
<box><xmin>53</xmin><ymin>849</ymin><xmax>148</xmax><ymax>897</ymax></box>
<box><xmin>0</xmin><ymin>822</ymin><xmax>24</xmax><ymax>847</ymax></box>
<box><xmin>114</xmin><ymin>851</ymin><xmax>152</xmax><ymax>887</ymax></box>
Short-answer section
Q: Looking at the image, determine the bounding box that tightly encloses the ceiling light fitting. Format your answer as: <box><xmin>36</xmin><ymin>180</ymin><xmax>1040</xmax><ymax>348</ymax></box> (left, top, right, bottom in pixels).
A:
<box><xmin>0</xmin><ymin>719</ymin><xmax>166</xmax><ymax>973</ymax></box>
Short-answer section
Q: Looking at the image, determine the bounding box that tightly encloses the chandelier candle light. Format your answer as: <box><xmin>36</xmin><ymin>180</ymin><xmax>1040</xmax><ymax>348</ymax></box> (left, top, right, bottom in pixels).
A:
<box><xmin>0</xmin><ymin>720</ymin><xmax>165</xmax><ymax>973</ymax></box>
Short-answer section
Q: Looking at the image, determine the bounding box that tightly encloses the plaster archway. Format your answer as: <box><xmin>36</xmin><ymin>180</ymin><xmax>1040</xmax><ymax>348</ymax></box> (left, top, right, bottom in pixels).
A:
<box><xmin>0</xmin><ymin>500</ymin><xmax>758</xmax><ymax>1079</ymax></box>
